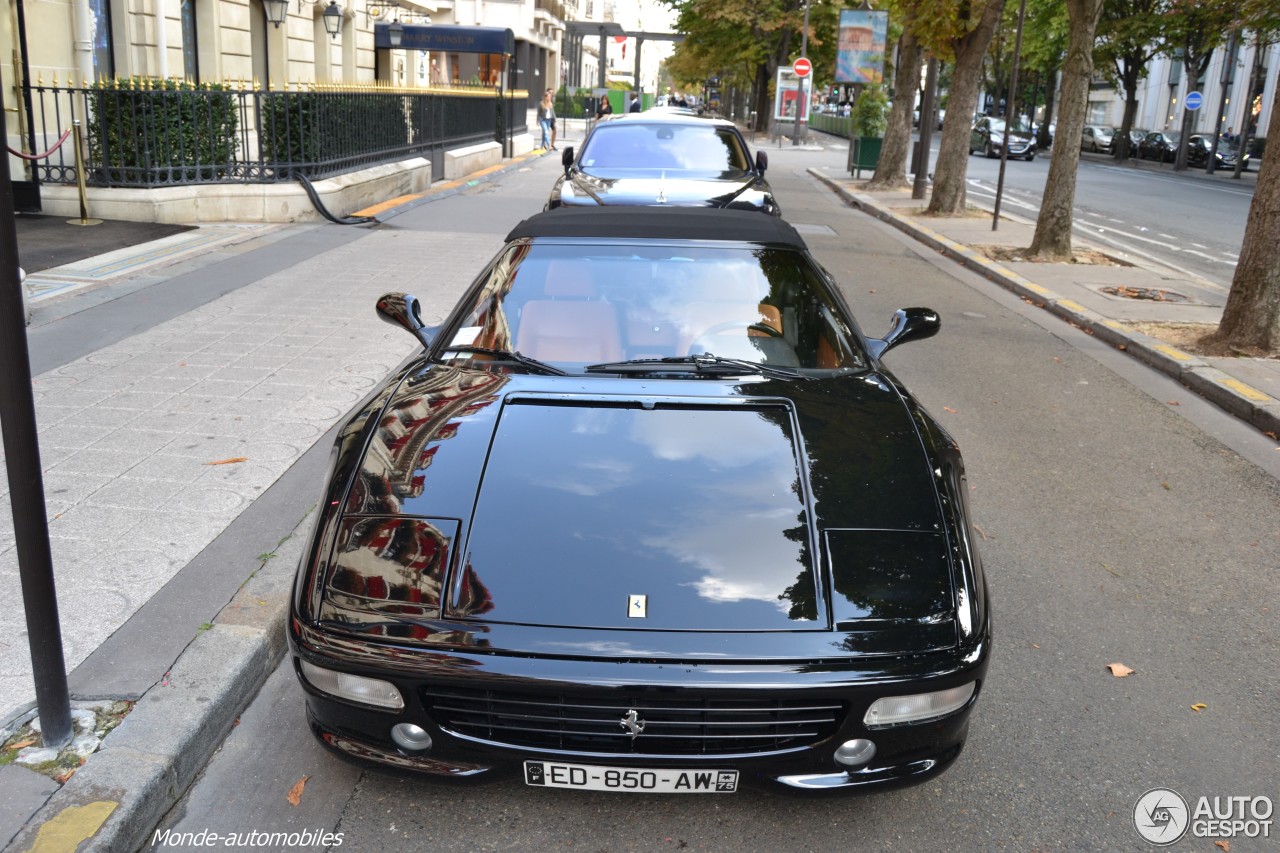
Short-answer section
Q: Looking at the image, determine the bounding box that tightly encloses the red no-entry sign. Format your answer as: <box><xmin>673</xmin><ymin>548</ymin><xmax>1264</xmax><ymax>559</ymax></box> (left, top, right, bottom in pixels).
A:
<box><xmin>793</xmin><ymin>57</ymin><xmax>812</xmax><ymax>78</ymax></box>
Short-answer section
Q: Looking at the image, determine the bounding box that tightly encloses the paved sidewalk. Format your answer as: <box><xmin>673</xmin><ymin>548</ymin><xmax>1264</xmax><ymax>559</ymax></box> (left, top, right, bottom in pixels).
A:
<box><xmin>1</xmin><ymin>142</ymin><xmax>556</xmax><ymax>850</ymax></box>
<box><xmin>807</xmin><ymin>167</ymin><xmax>1280</xmax><ymax>438</ymax></box>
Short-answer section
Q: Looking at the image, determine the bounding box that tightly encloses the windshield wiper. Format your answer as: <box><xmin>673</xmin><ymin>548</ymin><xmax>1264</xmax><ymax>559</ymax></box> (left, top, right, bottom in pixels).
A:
<box><xmin>438</xmin><ymin>345</ymin><xmax>567</xmax><ymax>376</ymax></box>
<box><xmin>585</xmin><ymin>353</ymin><xmax>807</xmax><ymax>380</ymax></box>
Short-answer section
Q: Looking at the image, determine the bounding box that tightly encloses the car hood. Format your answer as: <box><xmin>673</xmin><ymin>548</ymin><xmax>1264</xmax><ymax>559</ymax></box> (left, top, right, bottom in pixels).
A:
<box><xmin>325</xmin><ymin>367</ymin><xmax>955</xmax><ymax>651</ymax></box>
<box><xmin>562</xmin><ymin>171</ymin><xmax>762</xmax><ymax>208</ymax></box>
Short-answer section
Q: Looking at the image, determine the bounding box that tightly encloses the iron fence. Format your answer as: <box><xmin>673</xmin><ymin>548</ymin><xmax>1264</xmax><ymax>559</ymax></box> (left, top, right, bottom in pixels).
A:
<box><xmin>22</xmin><ymin>79</ymin><xmax>527</xmax><ymax>187</ymax></box>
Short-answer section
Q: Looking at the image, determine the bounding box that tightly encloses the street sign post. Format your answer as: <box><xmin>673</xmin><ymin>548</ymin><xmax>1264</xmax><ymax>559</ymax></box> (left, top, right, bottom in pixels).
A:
<box><xmin>793</xmin><ymin>57</ymin><xmax>811</xmax><ymax>78</ymax></box>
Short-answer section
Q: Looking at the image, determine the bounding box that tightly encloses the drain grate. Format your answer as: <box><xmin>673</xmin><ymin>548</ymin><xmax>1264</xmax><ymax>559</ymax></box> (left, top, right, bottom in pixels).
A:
<box><xmin>1100</xmin><ymin>286</ymin><xmax>1190</xmax><ymax>303</ymax></box>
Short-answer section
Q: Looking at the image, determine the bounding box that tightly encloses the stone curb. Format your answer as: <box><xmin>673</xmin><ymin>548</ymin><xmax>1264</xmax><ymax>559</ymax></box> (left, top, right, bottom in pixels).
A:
<box><xmin>4</xmin><ymin>511</ymin><xmax>314</xmax><ymax>853</ymax></box>
<box><xmin>808</xmin><ymin>168</ymin><xmax>1280</xmax><ymax>439</ymax></box>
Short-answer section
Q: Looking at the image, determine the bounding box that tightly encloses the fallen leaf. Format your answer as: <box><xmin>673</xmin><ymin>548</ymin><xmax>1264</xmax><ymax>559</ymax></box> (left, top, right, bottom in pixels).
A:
<box><xmin>9</xmin><ymin>737</ymin><xmax>37</xmax><ymax>750</ymax></box>
<box><xmin>1100</xmin><ymin>562</ymin><xmax>1122</xmax><ymax>578</ymax></box>
<box><xmin>943</xmin><ymin>406</ymin><xmax>958</xmax><ymax>414</ymax></box>
<box><xmin>1166</xmin><ymin>400</ymin><xmax>1180</xmax><ymax>406</ymax></box>
<box><xmin>868</xmin><ymin>289</ymin><xmax>877</xmax><ymax>294</ymax></box>
<box><xmin>1052</xmin><ymin>356</ymin><xmax>1062</xmax><ymax>363</ymax></box>
<box><xmin>286</xmin><ymin>775</ymin><xmax>309</xmax><ymax>806</ymax></box>
<box><xmin>1030</xmin><ymin>643</ymin><xmax>1040</xmax><ymax>649</ymax></box>
<box><xmin>1161</xmin><ymin>481</ymin><xmax>1171</xmax><ymax>490</ymax></box>
<box><xmin>1116</xmin><ymin>343</ymin><xmax>1126</xmax><ymax>350</ymax></box>
<box><xmin>206</xmin><ymin>457</ymin><xmax>249</xmax><ymax>466</ymax></box>
<box><xmin>973</xmin><ymin>523</ymin><xmax>990</xmax><ymax>541</ymax></box>
<box><xmin>1106</xmin><ymin>662</ymin><xmax>1134</xmax><ymax>677</ymax></box>
<box><xmin>55</xmin><ymin>770</ymin><xmax>76</xmax><ymax>784</ymax></box>
<box><xmin>1215</xmin><ymin>840</ymin><xmax>1230</xmax><ymax>852</ymax></box>
<box><xmin>1191</xmin><ymin>703</ymin><xmax>1207</xmax><ymax>712</ymax></box>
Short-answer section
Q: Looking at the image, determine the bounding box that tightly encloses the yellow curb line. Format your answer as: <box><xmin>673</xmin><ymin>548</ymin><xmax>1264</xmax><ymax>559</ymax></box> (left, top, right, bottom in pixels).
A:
<box><xmin>1022</xmin><ymin>283</ymin><xmax>1051</xmax><ymax>296</ymax></box>
<box><xmin>25</xmin><ymin>801</ymin><xmax>118</xmax><ymax>853</ymax></box>
<box><xmin>1152</xmin><ymin>344</ymin><xmax>1195</xmax><ymax>362</ymax></box>
<box><xmin>351</xmin><ymin>194</ymin><xmax>424</xmax><ymax>217</ymax></box>
<box><xmin>1218</xmin><ymin>378</ymin><xmax>1271</xmax><ymax>402</ymax></box>
<box><xmin>1057</xmin><ymin>299</ymin><xmax>1088</xmax><ymax>313</ymax></box>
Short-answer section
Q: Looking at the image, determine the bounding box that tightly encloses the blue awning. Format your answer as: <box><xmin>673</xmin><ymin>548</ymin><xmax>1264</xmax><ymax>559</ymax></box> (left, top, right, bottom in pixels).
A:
<box><xmin>374</xmin><ymin>24</ymin><xmax>515</xmax><ymax>54</ymax></box>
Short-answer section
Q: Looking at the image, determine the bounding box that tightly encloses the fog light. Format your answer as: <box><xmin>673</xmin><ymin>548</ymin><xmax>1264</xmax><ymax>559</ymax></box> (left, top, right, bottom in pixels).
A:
<box><xmin>299</xmin><ymin>660</ymin><xmax>404</xmax><ymax>710</ymax></box>
<box><xmin>863</xmin><ymin>682</ymin><xmax>976</xmax><ymax>728</ymax></box>
<box><xmin>391</xmin><ymin>723</ymin><xmax>433</xmax><ymax>752</ymax></box>
<box><xmin>833</xmin><ymin>738</ymin><xmax>876</xmax><ymax>767</ymax></box>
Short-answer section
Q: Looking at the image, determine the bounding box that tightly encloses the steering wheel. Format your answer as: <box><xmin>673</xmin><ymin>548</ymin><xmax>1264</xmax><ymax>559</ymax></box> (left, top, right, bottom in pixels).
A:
<box><xmin>687</xmin><ymin>319</ymin><xmax>783</xmax><ymax>356</ymax></box>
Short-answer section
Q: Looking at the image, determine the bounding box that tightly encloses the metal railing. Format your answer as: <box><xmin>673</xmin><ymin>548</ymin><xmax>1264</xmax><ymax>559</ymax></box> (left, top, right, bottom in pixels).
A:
<box><xmin>22</xmin><ymin>78</ymin><xmax>527</xmax><ymax>186</ymax></box>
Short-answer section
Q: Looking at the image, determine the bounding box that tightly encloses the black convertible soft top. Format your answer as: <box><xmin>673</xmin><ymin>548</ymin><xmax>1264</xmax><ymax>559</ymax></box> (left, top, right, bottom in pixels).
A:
<box><xmin>506</xmin><ymin>207</ymin><xmax>808</xmax><ymax>249</ymax></box>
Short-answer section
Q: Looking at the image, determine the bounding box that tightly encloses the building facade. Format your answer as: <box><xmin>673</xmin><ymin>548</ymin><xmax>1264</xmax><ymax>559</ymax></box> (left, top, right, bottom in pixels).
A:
<box><xmin>1086</xmin><ymin>39</ymin><xmax>1278</xmax><ymax>144</ymax></box>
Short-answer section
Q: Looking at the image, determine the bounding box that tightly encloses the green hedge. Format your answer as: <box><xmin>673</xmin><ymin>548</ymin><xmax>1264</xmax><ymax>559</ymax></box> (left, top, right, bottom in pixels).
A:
<box><xmin>87</xmin><ymin>78</ymin><xmax>238</xmax><ymax>181</ymax></box>
<box><xmin>259</xmin><ymin>91</ymin><xmax>410</xmax><ymax>165</ymax></box>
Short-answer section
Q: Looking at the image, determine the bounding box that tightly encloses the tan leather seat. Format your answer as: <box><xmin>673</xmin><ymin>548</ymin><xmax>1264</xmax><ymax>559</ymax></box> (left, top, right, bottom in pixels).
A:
<box><xmin>515</xmin><ymin>301</ymin><xmax>624</xmax><ymax>362</ymax></box>
<box><xmin>511</xmin><ymin>261</ymin><xmax>625</xmax><ymax>362</ymax></box>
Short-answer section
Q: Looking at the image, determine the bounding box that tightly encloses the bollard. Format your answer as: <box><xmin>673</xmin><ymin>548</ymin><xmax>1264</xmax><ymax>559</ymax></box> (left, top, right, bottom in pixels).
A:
<box><xmin>67</xmin><ymin>120</ymin><xmax>102</xmax><ymax>226</ymax></box>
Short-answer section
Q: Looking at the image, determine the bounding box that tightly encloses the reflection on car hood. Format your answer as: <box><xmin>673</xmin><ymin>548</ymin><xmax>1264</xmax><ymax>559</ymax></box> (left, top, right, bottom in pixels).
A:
<box><xmin>333</xmin><ymin>366</ymin><xmax>952</xmax><ymax>647</ymax></box>
<box><xmin>566</xmin><ymin>172</ymin><xmax>760</xmax><ymax>207</ymax></box>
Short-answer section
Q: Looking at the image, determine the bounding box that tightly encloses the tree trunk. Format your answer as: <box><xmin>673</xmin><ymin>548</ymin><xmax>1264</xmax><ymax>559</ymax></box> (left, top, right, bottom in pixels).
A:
<box><xmin>1027</xmin><ymin>0</ymin><xmax>1104</xmax><ymax>261</ymax></box>
<box><xmin>926</xmin><ymin>0</ymin><xmax>1006</xmax><ymax>216</ymax></box>
<box><xmin>752</xmin><ymin>64</ymin><xmax>771</xmax><ymax>132</ymax></box>
<box><xmin>1201</xmin><ymin>85</ymin><xmax>1280</xmax><ymax>353</ymax></box>
<box><xmin>1114</xmin><ymin>66</ymin><xmax>1141</xmax><ymax>161</ymax></box>
<box><xmin>867</xmin><ymin>30</ymin><xmax>922</xmax><ymax>191</ymax></box>
<box><xmin>1037</xmin><ymin>64</ymin><xmax>1058</xmax><ymax>150</ymax></box>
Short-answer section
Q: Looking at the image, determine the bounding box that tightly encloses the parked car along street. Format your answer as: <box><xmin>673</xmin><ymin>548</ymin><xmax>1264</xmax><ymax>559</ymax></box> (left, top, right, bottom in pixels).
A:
<box><xmin>1137</xmin><ymin>130</ymin><xmax>1181</xmax><ymax>162</ymax></box>
<box><xmin>1186</xmin><ymin>134</ymin><xmax>1251</xmax><ymax>171</ymax></box>
<box><xmin>970</xmin><ymin>116</ymin><xmax>1036</xmax><ymax>160</ymax></box>
<box><xmin>1080</xmin><ymin>125</ymin><xmax>1115</xmax><ymax>153</ymax></box>
<box><xmin>547</xmin><ymin>112</ymin><xmax>778</xmax><ymax>215</ymax></box>
<box><xmin>289</xmin><ymin>207</ymin><xmax>991</xmax><ymax>796</ymax></box>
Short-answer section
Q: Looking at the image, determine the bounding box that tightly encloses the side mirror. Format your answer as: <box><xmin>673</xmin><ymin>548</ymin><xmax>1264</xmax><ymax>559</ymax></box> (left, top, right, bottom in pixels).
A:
<box><xmin>755</xmin><ymin>150</ymin><xmax>768</xmax><ymax>173</ymax></box>
<box><xmin>376</xmin><ymin>292</ymin><xmax>434</xmax><ymax>350</ymax></box>
<box><xmin>561</xmin><ymin>146</ymin><xmax>575</xmax><ymax>173</ymax></box>
<box><xmin>866</xmin><ymin>307</ymin><xmax>940</xmax><ymax>359</ymax></box>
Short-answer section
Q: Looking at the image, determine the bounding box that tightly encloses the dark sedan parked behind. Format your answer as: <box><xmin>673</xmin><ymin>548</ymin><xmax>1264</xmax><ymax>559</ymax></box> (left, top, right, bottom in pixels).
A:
<box><xmin>289</xmin><ymin>207</ymin><xmax>991</xmax><ymax>796</ymax></box>
<box><xmin>1187</xmin><ymin>134</ymin><xmax>1251</xmax><ymax>171</ymax></box>
<box><xmin>1137</xmin><ymin>130</ymin><xmax>1181</xmax><ymax>162</ymax></box>
<box><xmin>969</xmin><ymin>116</ymin><xmax>1035</xmax><ymax>160</ymax></box>
<box><xmin>547</xmin><ymin>112</ymin><xmax>779</xmax><ymax>215</ymax></box>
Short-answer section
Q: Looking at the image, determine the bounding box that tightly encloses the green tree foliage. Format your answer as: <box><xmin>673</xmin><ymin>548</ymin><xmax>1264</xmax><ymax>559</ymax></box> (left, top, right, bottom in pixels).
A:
<box><xmin>662</xmin><ymin>0</ymin><xmax>840</xmax><ymax>132</ymax></box>
<box><xmin>1160</xmin><ymin>0</ymin><xmax>1236</xmax><ymax>170</ymax></box>
<box><xmin>1095</xmin><ymin>0</ymin><xmax>1168</xmax><ymax>161</ymax></box>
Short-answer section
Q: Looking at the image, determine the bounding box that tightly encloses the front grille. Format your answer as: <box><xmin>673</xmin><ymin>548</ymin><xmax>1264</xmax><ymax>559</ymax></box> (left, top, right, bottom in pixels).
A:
<box><xmin>425</xmin><ymin>686</ymin><xmax>844</xmax><ymax>756</ymax></box>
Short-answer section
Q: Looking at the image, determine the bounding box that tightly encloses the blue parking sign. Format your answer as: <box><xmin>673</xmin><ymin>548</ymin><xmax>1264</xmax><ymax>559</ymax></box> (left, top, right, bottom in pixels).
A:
<box><xmin>1184</xmin><ymin>91</ymin><xmax>1203</xmax><ymax>111</ymax></box>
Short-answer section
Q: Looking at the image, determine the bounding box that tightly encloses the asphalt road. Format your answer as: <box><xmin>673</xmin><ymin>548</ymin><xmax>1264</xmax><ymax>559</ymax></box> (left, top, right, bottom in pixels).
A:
<box><xmin>938</xmin><ymin>141</ymin><xmax>1254</xmax><ymax>290</ymax></box>
<box><xmin>150</xmin><ymin>142</ymin><xmax>1280</xmax><ymax>853</ymax></box>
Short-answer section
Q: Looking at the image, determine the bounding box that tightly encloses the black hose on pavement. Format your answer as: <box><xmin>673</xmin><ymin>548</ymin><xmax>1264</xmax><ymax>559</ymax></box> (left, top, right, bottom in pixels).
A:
<box><xmin>296</xmin><ymin>175</ymin><xmax>379</xmax><ymax>226</ymax></box>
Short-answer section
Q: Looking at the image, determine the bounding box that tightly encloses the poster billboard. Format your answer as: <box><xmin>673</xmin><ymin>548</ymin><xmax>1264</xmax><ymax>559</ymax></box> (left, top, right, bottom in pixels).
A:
<box><xmin>835</xmin><ymin>9</ymin><xmax>888</xmax><ymax>85</ymax></box>
<box><xmin>772</xmin><ymin>68</ymin><xmax>811</xmax><ymax>122</ymax></box>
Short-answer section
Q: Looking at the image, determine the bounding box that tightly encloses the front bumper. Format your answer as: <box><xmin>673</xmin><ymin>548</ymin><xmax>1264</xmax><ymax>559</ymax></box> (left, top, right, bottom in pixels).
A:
<box><xmin>290</xmin><ymin>628</ymin><xmax>989</xmax><ymax>794</ymax></box>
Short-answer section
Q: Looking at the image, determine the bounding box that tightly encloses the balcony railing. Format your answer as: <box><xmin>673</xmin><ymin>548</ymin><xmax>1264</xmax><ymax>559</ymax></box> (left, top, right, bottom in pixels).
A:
<box><xmin>22</xmin><ymin>78</ymin><xmax>527</xmax><ymax>186</ymax></box>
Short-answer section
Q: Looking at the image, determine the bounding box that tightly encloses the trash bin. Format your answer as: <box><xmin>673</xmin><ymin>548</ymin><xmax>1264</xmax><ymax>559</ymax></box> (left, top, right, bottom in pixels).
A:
<box><xmin>850</xmin><ymin>137</ymin><xmax>883</xmax><ymax>176</ymax></box>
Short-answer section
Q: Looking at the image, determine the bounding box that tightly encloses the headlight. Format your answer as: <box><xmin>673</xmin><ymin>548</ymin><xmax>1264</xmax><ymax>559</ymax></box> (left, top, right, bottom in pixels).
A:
<box><xmin>863</xmin><ymin>682</ymin><xmax>975</xmax><ymax>728</ymax></box>
<box><xmin>300</xmin><ymin>660</ymin><xmax>405</xmax><ymax>710</ymax></box>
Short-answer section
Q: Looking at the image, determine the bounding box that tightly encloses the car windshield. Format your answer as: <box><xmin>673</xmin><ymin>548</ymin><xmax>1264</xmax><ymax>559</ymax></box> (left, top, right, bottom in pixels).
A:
<box><xmin>989</xmin><ymin>118</ymin><xmax>1032</xmax><ymax>134</ymax></box>
<box><xmin>438</xmin><ymin>242</ymin><xmax>867</xmax><ymax>375</ymax></box>
<box><xmin>577</xmin><ymin>123</ymin><xmax>754</xmax><ymax>177</ymax></box>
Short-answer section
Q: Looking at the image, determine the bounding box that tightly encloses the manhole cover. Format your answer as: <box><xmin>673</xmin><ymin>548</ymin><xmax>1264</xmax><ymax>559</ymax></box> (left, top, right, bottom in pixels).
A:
<box><xmin>1100</xmin><ymin>285</ymin><xmax>1191</xmax><ymax>303</ymax></box>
